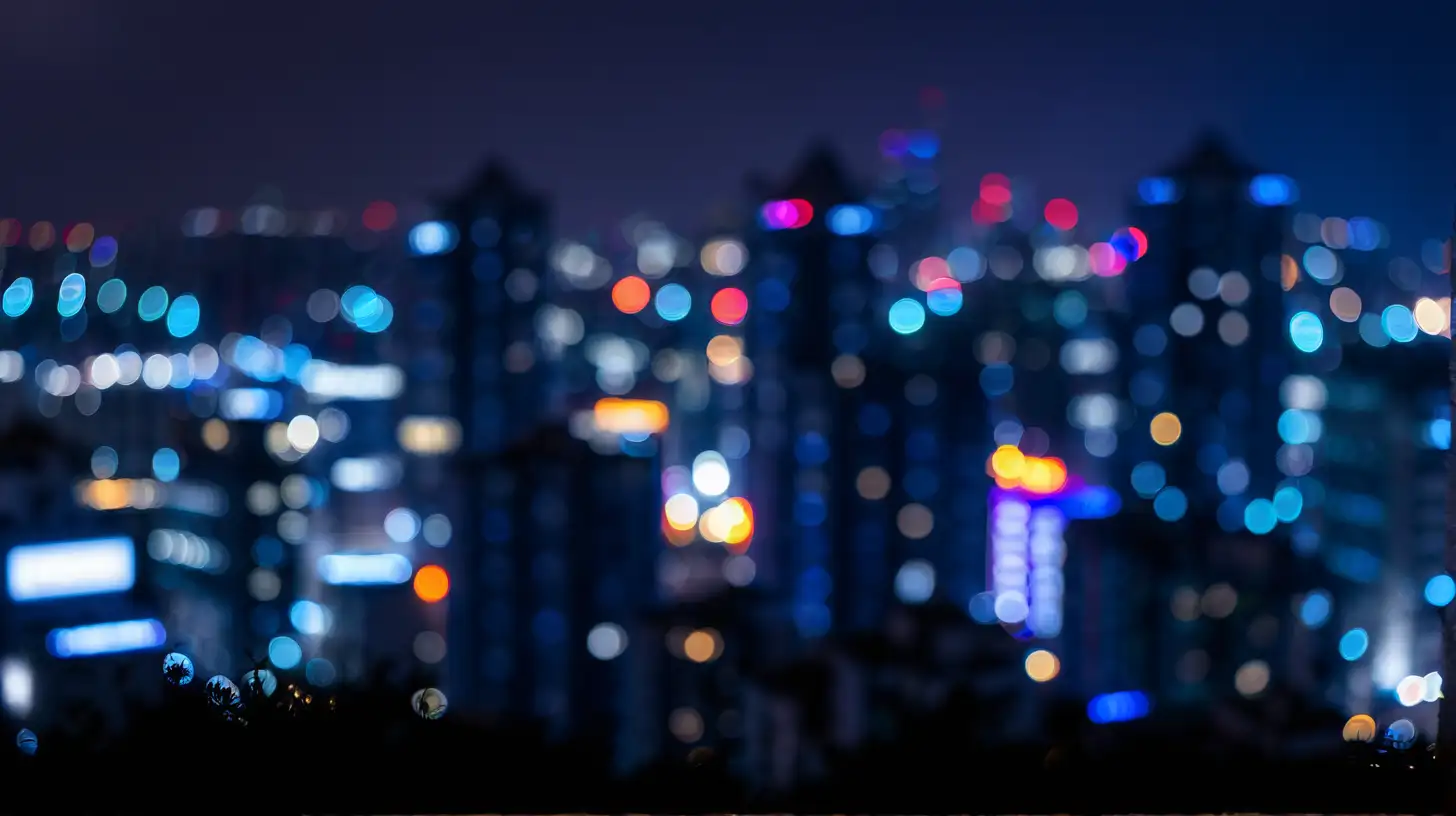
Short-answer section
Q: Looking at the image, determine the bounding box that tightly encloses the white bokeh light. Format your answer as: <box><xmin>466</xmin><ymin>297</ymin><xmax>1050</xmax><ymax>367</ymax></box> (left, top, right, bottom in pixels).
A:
<box><xmin>691</xmin><ymin>451</ymin><xmax>730</xmax><ymax>496</ymax></box>
<box><xmin>384</xmin><ymin>508</ymin><xmax>422</xmax><ymax>543</ymax></box>
<box><xmin>586</xmin><ymin>623</ymin><xmax>628</xmax><ymax>660</ymax></box>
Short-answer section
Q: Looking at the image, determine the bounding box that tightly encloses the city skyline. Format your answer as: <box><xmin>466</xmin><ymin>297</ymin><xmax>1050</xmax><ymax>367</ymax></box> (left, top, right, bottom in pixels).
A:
<box><xmin>0</xmin><ymin>126</ymin><xmax>1448</xmax><ymax>791</ymax></box>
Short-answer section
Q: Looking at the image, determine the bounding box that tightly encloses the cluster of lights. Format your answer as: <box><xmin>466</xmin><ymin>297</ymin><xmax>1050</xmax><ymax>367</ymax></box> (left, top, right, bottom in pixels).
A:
<box><xmin>987</xmin><ymin>445</ymin><xmax>1069</xmax><ymax>495</ymax></box>
<box><xmin>759</xmin><ymin>199</ymin><xmax>813</xmax><ymax>230</ymax></box>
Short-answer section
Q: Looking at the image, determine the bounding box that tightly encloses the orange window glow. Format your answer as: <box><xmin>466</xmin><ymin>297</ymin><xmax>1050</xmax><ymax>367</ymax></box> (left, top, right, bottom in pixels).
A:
<box><xmin>414</xmin><ymin>565</ymin><xmax>450</xmax><ymax>603</ymax></box>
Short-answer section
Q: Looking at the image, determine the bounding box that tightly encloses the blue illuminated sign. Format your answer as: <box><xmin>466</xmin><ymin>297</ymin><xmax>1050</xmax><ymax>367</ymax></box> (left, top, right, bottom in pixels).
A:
<box><xmin>1088</xmin><ymin>690</ymin><xmax>1151</xmax><ymax>724</ymax></box>
<box><xmin>46</xmin><ymin>619</ymin><xmax>167</xmax><ymax>658</ymax></box>
<box><xmin>6</xmin><ymin>537</ymin><xmax>136</xmax><ymax>603</ymax></box>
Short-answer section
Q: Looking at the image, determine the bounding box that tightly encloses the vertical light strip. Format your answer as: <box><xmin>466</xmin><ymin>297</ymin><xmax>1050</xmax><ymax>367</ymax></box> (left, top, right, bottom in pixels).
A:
<box><xmin>990</xmin><ymin>495</ymin><xmax>1031</xmax><ymax>624</ymax></box>
<box><xmin>1028</xmin><ymin>506</ymin><xmax>1066</xmax><ymax>638</ymax></box>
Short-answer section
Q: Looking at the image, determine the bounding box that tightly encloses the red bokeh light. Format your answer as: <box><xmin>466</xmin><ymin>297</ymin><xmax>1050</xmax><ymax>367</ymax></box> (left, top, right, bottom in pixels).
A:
<box><xmin>611</xmin><ymin>275</ymin><xmax>652</xmax><ymax>314</ymax></box>
<box><xmin>760</xmin><ymin>199</ymin><xmax>814</xmax><ymax>230</ymax></box>
<box><xmin>979</xmin><ymin>174</ymin><xmax>1012</xmax><ymax>206</ymax></box>
<box><xmin>913</xmin><ymin>256</ymin><xmax>953</xmax><ymax>290</ymax></box>
<box><xmin>1089</xmin><ymin>242</ymin><xmax>1126</xmax><ymax>277</ymax></box>
<box><xmin>971</xmin><ymin>198</ymin><xmax>1010</xmax><ymax>225</ymax></box>
<box><xmin>710</xmin><ymin>288</ymin><xmax>749</xmax><ymax>325</ymax></box>
<box><xmin>362</xmin><ymin>201</ymin><xmax>397</xmax><ymax>232</ymax></box>
<box><xmin>1127</xmin><ymin>226</ymin><xmax>1149</xmax><ymax>259</ymax></box>
<box><xmin>0</xmin><ymin>219</ymin><xmax>20</xmax><ymax>247</ymax></box>
<box><xmin>1044</xmin><ymin>198</ymin><xmax>1078</xmax><ymax>231</ymax></box>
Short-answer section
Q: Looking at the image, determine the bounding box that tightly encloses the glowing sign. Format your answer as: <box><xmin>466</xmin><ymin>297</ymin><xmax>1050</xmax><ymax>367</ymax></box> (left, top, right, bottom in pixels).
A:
<box><xmin>318</xmin><ymin>553</ymin><xmax>412</xmax><ymax>586</ymax></box>
<box><xmin>987</xmin><ymin>446</ymin><xmax>1068</xmax><ymax>495</ymax></box>
<box><xmin>46</xmin><ymin>619</ymin><xmax>167</xmax><ymax>658</ymax></box>
<box><xmin>989</xmin><ymin>496</ymin><xmax>1066</xmax><ymax>638</ymax></box>
<box><xmin>1027</xmin><ymin>506</ymin><xmax>1066</xmax><ymax>638</ymax></box>
<box><xmin>220</xmin><ymin>388</ymin><xmax>283</xmax><ymax>421</ymax></box>
<box><xmin>593</xmin><ymin>398</ymin><xmax>670</xmax><ymax>435</ymax></box>
<box><xmin>330</xmin><ymin>456</ymin><xmax>403</xmax><ymax>492</ymax></box>
<box><xmin>396</xmin><ymin>416</ymin><xmax>461</xmax><ymax>455</ymax></box>
<box><xmin>300</xmin><ymin>361</ymin><xmax>404</xmax><ymax>401</ymax></box>
<box><xmin>989</xmin><ymin>497</ymin><xmax>1031</xmax><ymax>625</ymax></box>
<box><xmin>6</xmin><ymin>537</ymin><xmax>135</xmax><ymax>602</ymax></box>
<box><xmin>1088</xmin><ymin>690</ymin><xmax>1151</xmax><ymax>724</ymax></box>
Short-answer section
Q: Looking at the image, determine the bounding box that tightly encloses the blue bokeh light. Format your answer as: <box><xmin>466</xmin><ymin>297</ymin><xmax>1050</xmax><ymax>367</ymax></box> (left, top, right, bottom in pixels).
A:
<box><xmin>1153</xmin><ymin>486</ymin><xmax>1187</xmax><ymax>521</ymax></box>
<box><xmin>888</xmin><ymin>298</ymin><xmax>926</xmax><ymax>335</ymax></box>
<box><xmin>1088</xmin><ymin>690</ymin><xmax>1151</xmax><ymax>724</ymax></box>
<box><xmin>268</xmin><ymin>635</ymin><xmax>303</xmax><ymax>669</ymax></box>
<box><xmin>926</xmin><ymin>286</ymin><xmax>963</xmax><ymax>317</ymax></box>
<box><xmin>1338</xmin><ymin>628</ymin><xmax>1369</xmax><ymax>661</ymax></box>
<box><xmin>166</xmin><ymin>294</ymin><xmax>200</xmax><ymax>338</ymax></box>
<box><xmin>827</xmin><ymin>204</ymin><xmax>874</xmax><ymax>236</ymax></box>
<box><xmin>654</xmin><ymin>283</ymin><xmax>692</xmax><ymax>321</ymax></box>
<box><xmin>1130</xmin><ymin>461</ymin><xmax>1166</xmax><ymax>497</ymax></box>
<box><xmin>1138</xmin><ymin>177</ymin><xmax>1178</xmax><ymax>205</ymax></box>
<box><xmin>1381</xmin><ymin>304</ymin><xmax>1418</xmax><ymax>343</ymax></box>
<box><xmin>57</xmin><ymin>273</ymin><xmax>86</xmax><ymax>318</ymax></box>
<box><xmin>3</xmin><ymin>277</ymin><xmax>34</xmax><ymax>317</ymax></box>
<box><xmin>1288</xmin><ymin>311</ymin><xmax>1324</xmax><ymax>353</ymax></box>
<box><xmin>1425</xmin><ymin>575</ymin><xmax>1456</xmax><ymax>607</ymax></box>
<box><xmin>137</xmin><ymin>286</ymin><xmax>170</xmax><ymax>322</ymax></box>
<box><xmin>408</xmin><ymin>221</ymin><xmax>458</xmax><ymax>256</ymax></box>
<box><xmin>1243</xmin><ymin>498</ymin><xmax>1277</xmax><ymax>535</ymax></box>
<box><xmin>152</xmin><ymin>448</ymin><xmax>181</xmax><ymax>482</ymax></box>
<box><xmin>1425</xmin><ymin>418</ymin><xmax>1451</xmax><ymax>450</ymax></box>
<box><xmin>1249</xmin><ymin>174</ymin><xmax>1298</xmax><ymax>206</ymax></box>
<box><xmin>96</xmin><ymin>279</ymin><xmax>127</xmax><ymax>313</ymax></box>
<box><xmin>1272</xmin><ymin>485</ymin><xmax>1304</xmax><ymax>522</ymax></box>
<box><xmin>1299</xmin><ymin>590</ymin><xmax>1331</xmax><ymax>628</ymax></box>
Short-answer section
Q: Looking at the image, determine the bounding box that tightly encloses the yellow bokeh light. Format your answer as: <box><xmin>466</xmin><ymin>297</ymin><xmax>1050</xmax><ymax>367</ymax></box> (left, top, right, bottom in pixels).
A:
<box><xmin>1342</xmin><ymin>713</ymin><xmax>1377</xmax><ymax>743</ymax></box>
<box><xmin>1150</xmin><ymin>412</ymin><xmax>1182</xmax><ymax>446</ymax></box>
<box><xmin>1020</xmin><ymin>457</ymin><xmax>1068</xmax><ymax>495</ymax></box>
<box><xmin>593</xmin><ymin>399</ymin><xmax>669</xmax><ymax>435</ymax></box>
<box><xmin>705</xmin><ymin>335</ymin><xmax>743</xmax><ymax>367</ymax></box>
<box><xmin>708</xmin><ymin>357</ymin><xmax>753</xmax><ymax>386</ymax></box>
<box><xmin>683</xmin><ymin>629</ymin><xmax>721</xmax><ymax>663</ymax></box>
<box><xmin>1413</xmin><ymin>297</ymin><xmax>1446</xmax><ymax>336</ymax></box>
<box><xmin>1025</xmin><ymin>649</ymin><xmax>1060</xmax><ymax>682</ymax></box>
<box><xmin>990</xmin><ymin>445</ymin><xmax>1026</xmax><ymax>480</ymax></box>
<box><xmin>663</xmin><ymin>493</ymin><xmax>699</xmax><ymax>531</ymax></box>
<box><xmin>718</xmin><ymin>497</ymin><xmax>754</xmax><ymax>547</ymax></box>
<box><xmin>201</xmin><ymin>418</ymin><xmax>230</xmax><ymax>452</ymax></box>
<box><xmin>698</xmin><ymin>507</ymin><xmax>726</xmax><ymax>543</ymax></box>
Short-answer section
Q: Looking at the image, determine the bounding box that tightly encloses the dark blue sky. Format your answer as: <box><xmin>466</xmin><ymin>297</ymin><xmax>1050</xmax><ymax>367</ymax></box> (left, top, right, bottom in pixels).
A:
<box><xmin>1</xmin><ymin>0</ymin><xmax>1451</xmax><ymax>250</ymax></box>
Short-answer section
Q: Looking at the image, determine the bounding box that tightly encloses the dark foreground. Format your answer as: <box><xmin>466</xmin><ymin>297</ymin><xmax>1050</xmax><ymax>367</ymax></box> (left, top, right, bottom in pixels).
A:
<box><xmin>0</xmin><ymin>749</ymin><xmax>1445</xmax><ymax>815</ymax></box>
<box><xmin>0</xmin><ymin>678</ymin><xmax>1442</xmax><ymax>814</ymax></box>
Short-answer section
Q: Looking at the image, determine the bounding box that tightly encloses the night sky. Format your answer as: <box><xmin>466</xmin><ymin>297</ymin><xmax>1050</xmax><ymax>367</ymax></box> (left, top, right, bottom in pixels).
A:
<box><xmin>2</xmin><ymin>0</ymin><xmax>1451</xmax><ymax>250</ymax></box>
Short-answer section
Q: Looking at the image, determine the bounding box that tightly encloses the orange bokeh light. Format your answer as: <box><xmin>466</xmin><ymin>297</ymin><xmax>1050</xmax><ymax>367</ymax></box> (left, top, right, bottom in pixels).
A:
<box><xmin>720</xmin><ymin>497</ymin><xmax>755</xmax><ymax>547</ymax></box>
<box><xmin>593</xmin><ymin>398</ymin><xmax>669</xmax><ymax>434</ymax></box>
<box><xmin>611</xmin><ymin>275</ymin><xmax>652</xmax><ymax>314</ymax></box>
<box><xmin>990</xmin><ymin>445</ymin><xmax>1026</xmax><ymax>480</ymax></box>
<box><xmin>988</xmin><ymin>448</ymin><xmax>1068</xmax><ymax>495</ymax></box>
<box><xmin>414</xmin><ymin>565</ymin><xmax>450</xmax><ymax>603</ymax></box>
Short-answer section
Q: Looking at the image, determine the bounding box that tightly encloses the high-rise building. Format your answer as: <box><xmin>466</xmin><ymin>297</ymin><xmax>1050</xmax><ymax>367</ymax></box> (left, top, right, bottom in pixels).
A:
<box><xmin>450</xmin><ymin>424</ymin><xmax>659</xmax><ymax>756</ymax></box>
<box><xmin>1316</xmin><ymin>337</ymin><xmax>1445</xmax><ymax>731</ymax></box>
<box><xmin>1119</xmin><ymin>134</ymin><xmax>1295</xmax><ymax>521</ymax></box>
